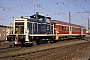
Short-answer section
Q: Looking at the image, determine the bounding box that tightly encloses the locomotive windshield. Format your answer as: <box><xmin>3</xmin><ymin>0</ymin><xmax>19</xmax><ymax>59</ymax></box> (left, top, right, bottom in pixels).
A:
<box><xmin>39</xmin><ymin>17</ymin><xmax>43</xmax><ymax>21</ymax></box>
<box><xmin>15</xmin><ymin>22</ymin><xmax>24</xmax><ymax>34</ymax></box>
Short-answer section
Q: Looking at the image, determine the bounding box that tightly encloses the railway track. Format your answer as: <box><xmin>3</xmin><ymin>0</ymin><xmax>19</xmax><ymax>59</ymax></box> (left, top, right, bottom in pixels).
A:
<box><xmin>50</xmin><ymin>42</ymin><xmax>90</xmax><ymax>60</ymax></box>
<box><xmin>0</xmin><ymin>41</ymin><xmax>14</xmax><ymax>48</ymax></box>
<box><xmin>0</xmin><ymin>39</ymin><xmax>89</xmax><ymax>60</ymax></box>
<box><xmin>0</xmin><ymin>46</ymin><xmax>21</xmax><ymax>53</ymax></box>
<box><xmin>0</xmin><ymin>41</ymin><xmax>22</xmax><ymax>53</ymax></box>
<box><xmin>13</xmin><ymin>42</ymin><xmax>90</xmax><ymax>60</ymax></box>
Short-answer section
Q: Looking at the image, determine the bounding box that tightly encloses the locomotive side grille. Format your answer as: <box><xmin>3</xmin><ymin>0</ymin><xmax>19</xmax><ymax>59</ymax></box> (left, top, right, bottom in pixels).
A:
<box><xmin>15</xmin><ymin>22</ymin><xmax>24</xmax><ymax>34</ymax></box>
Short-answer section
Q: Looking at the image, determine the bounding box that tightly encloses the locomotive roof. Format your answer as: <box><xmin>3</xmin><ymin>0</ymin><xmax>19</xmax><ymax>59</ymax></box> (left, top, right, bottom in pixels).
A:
<box><xmin>30</xmin><ymin>13</ymin><xmax>51</xmax><ymax>19</ymax></box>
<box><xmin>51</xmin><ymin>20</ymin><xmax>86</xmax><ymax>28</ymax></box>
<box><xmin>30</xmin><ymin>14</ymin><xmax>45</xmax><ymax>18</ymax></box>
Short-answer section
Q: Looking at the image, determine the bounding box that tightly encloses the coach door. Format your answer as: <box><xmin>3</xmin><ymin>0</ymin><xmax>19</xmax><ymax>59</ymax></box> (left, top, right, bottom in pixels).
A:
<box><xmin>69</xmin><ymin>26</ymin><xmax>72</xmax><ymax>35</ymax></box>
<box><xmin>81</xmin><ymin>28</ymin><xmax>83</xmax><ymax>35</ymax></box>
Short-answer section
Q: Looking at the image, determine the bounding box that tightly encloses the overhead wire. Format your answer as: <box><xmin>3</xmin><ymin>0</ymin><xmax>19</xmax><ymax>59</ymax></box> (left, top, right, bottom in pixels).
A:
<box><xmin>84</xmin><ymin>0</ymin><xmax>90</xmax><ymax>12</ymax></box>
<box><xmin>66</xmin><ymin>0</ymin><xmax>90</xmax><ymax>25</ymax></box>
<box><xmin>0</xmin><ymin>0</ymin><xmax>88</xmax><ymax>26</ymax></box>
<box><xmin>0</xmin><ymin>0</ymin><xmax>37</xmax><ymax>24</ymax></box>
<box><xmin>22</xmin><ymin>0</ymin><xmax>67</xmax><ymax>16</ymax></box>
<box><xmin>0</xmin><ymin>0</ymin><xmax>34</xmax><ymax>15</ymax></box>
<box><xmin>0</xmin><ymin>5</ymin><xmax>30</xmax><ymax>14</ymax></box>
<box><xmin>68</xmin><ymin>0</ymin><xmax>89</xmax><ymax>12</ymax></box>
<box><xmin>74</xmin><ymin>0</ymin><xmax>89</xmax><ymax>12</ymax></box>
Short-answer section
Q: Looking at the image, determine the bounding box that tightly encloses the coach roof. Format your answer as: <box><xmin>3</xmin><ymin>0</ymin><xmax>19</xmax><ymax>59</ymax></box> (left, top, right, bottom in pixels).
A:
<box><xmin>51</xmin><ymin>20</ymin><xmax>86</xmax><ymax>28</ymax></box>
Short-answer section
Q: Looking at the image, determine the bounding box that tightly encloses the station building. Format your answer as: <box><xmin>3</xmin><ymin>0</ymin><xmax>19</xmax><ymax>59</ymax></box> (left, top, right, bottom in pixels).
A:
<box><xmin>0</xmin><ymin>23</ymin><xmax>14</xmax><ymax>41</ymax></box>
<box><xmin>0</xmin><ymin>25</ymin><xmax>8</xmax><ymax>41</ymax></box>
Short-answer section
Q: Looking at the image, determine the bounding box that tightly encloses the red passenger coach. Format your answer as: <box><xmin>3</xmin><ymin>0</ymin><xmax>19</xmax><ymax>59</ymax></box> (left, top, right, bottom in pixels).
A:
<box><xmin>51</xmin><ymin>20</ymin><xmax>86</xmax><ymax>39</ymax></box>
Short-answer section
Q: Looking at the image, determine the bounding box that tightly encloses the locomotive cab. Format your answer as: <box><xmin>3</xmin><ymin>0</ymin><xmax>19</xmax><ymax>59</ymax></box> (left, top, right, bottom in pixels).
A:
<box><xmin>29</xmin><ymin>12</ymin><xmax>51</xmax><ymax>34</ymax></box>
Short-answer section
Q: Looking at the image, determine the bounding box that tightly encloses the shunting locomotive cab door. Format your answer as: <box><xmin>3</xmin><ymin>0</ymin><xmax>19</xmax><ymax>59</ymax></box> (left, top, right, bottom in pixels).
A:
<box><xmin>32</xmin><ymin>23</ymin><xmax>37</xmax><ymax>34</ymax></box>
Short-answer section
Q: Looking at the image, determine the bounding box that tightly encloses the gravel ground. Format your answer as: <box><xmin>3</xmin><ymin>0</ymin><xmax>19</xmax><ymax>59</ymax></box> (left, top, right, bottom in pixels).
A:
<box><xmin>0</xmin><ymin>39</ymin><xmax>89</xmax><ymax>60</ymax></box>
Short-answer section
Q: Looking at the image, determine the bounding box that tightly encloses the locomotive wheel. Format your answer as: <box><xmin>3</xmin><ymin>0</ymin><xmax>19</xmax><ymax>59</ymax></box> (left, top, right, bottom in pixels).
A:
<box><xmin>20</xmin><ymin>38</ymin><xmax>25</xmax><ymax>46</ymax></box>
<box><xmin>49</xmin><ymin>36</ymin><xmax>56</xmax><ymax>43</ymax></box>
<box><xmin>36</xmin><ymin>39</ymin><xmax>40</xmax><ymax>45</ymax></box>
<box><xmin>32</xmin><ymin>40</ymin><xmax>37</xmax><ymax>46</ymax></box>
<box><xmin>7</xmin><ymin>36</ymin><xmax>13</xmax><ymax>41</ymax></box>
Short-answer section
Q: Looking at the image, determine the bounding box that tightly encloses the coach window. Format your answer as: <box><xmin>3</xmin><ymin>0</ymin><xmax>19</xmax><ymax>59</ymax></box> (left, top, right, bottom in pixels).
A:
<box><xmin>64</xmin><ymin>27</ymin><xmax>66</xmax><ymax>31</ymax></box>
<box><xmin>74</xmin><ymin>28</ymin><xmax>76</xmax><ymax>32</ymax></box>
<box><xmin>73</xmin><ymin>28</ymin><xmax>75</xmax><ymax>32</ymax></box>
<box><xmin>74</xmin><ymin>28</ymin><xmax>75</xmax><ymax>32</ymax></box>
<box><xmin>79</xmin><ymin>28</ymin><xmax>80</xmax><ymax>32</ymax></box>
<box><xmin>75</xmin><ymin>28</ymin><xmax>77</xmax><ymax>32</ymax></box>
<box><xmin>72</xmin><ymin>28</ymin><xmax>73</xmax><ymax>32</ymax></box>
<box><xmin>78</xmin><ymin>28</ymin><xmax>79</xmax><ymax>32</ymax></box>
<box><xmin>59</xmin><ymin>26</ymin><xmax>61</xmax><ymax>31</ymax></box>
<box><xmin>66</xmin><ymin>27</ymin><xmax>67</xmax><ymax>31</ymax></box>
<box><xmin>83</xmin><ymin>29</ymin><xmax>86</xmax><ymax>32</ymax></box>
<box><xmin>75</xmin><ymin>28</ymin><xmax>76</xmax><ymax>32</ymax></box>
<box><xmin>62</xmin><ymin>26</ymin><xmax>64</xmax><ymax>31</ymax></box>
<box><xmin>83</xmin><ymin>29</ymin><xmax>84</xmax><ymax>32</ymax></box>
<box><xmin>78</xmin><ymin>29</ymin><xmax>79</xmax><ymax>32</ymax></box>
<box><xmin>85</xmin><ymin>29</ymin><xmax>86</xmax><ymax>32</ymax></box>
<box><xmin>77</xmin><ymin>28</ymin><xmax>78</xmax><ymax>32</ymax></box>
<box><xmin>65</xmin><ymin>27</ymin><xmax>67</xmax><ymax>31</ymax></box>
<box><xmin>67</xmin><ymin>27</ymin><xmax>69</xmax><ymax>31</ymax></box>
<box><xmin>64</xmin><ymin>26</ymin><xmax>65</xmax><ymax>31</ymax></box>
<box><xmin>76</xmin><ymin>28</ymin><xmax>77</xmax><ymax>32</ymax></box>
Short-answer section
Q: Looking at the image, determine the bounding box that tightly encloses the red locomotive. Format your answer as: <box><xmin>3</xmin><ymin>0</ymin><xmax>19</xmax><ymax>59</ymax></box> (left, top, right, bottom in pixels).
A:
<box><xmin>6</xmin><ymin>12</ymin><xmax>86</xmax><ymax>45</ymax></box>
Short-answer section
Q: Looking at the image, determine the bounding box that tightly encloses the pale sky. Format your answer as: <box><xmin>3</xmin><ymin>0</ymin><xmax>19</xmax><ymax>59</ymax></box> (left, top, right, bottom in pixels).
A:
<box><xmin>0</xmin><ymin>0</ymin><xmax>90</xmax><ymax>28</ymax></box>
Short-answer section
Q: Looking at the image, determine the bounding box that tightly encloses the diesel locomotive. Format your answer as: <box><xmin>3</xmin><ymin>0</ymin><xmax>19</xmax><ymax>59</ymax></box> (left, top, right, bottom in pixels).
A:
<box><xmin>6</xmin><ymin>12</ymin><xmax>86</xmax><ymax>45</ymax></box>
